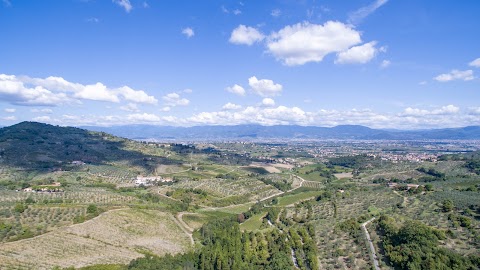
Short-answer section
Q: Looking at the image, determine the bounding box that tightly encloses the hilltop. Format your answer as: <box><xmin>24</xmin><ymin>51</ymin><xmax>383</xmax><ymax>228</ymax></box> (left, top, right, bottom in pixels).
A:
<box><xmin>0</xmin><ymin>121</ymin><xmax>154</xmax><ymax>170</ymax></box>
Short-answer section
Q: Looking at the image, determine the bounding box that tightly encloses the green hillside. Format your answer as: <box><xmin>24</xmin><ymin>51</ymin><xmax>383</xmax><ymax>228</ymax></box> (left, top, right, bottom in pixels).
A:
<box><xmin>0</xmin><ymin>121</ymin><xmax>160</xmax><ymax>170</ymax></box>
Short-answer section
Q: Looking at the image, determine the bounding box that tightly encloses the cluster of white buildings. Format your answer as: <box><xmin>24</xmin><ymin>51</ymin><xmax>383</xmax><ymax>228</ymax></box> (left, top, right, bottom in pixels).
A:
<box><xmin>135</xmin><ymin>176</ymin><xmax>173</xmax><ymax>186</ymax></box>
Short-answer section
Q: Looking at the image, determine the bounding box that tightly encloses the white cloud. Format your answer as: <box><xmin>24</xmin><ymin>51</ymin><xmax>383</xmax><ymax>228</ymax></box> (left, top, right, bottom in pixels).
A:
<box><xmin>233</xmin><ymin>9</ymin><xmax>241</xmax><ymax>15</ymax></box>
<box><xmin>266</xmin><ymin>21</ymin><xmax>362</xmax><ymax>66</ymax></box>
<box><xmin>74</xmin><ymin>82</ymin><xmax>120</xmax><ymax>102</ymax></box>
<box><xmin>469</xmin><ymin>58</ymin><xmax>480</xmax><ymax>68</ymax></box>
<box><xmin>419</xmin><ymin>81</ymin><xmax>427</xmax><ymax>85</ymax></box>
<box><xmin>221</xmin><ymin>5</ymin><xmax>229</xmax><ymax>13</ymax></box>
<box><xmin>188</xmin><ymin>105</ymin><xmax>310</xmax><ymax>126</ymax></box>
<box><xmin>143</xmin><ymin>1</ymin><xmax>149</xmax><ymax>8</ymax></box>
<box><xmin>271</xmin><ymin>9</ymin><xmax>281</xmax><ymax>17</ymax></box>
<box><xmin>113</xmin><ymin>0</ymin><xmax>132</xmax><ymax>13</ymax></box>
<box><xmin>380</xmin><ymin>60</ymin><xmax>391</xmax><ymax>68</ymax></box>
<box><xmin>222</xmin><ymin>103</ymin><xmax>242</xmax><ymax>110</ymax></box>
<box><xmin>225</xmin><ymin>84</ymin><xmax>246</xmax><ymax>96</ymax></box>
<box><xmin>0</xmin><ymin>74</ymin><xmax>69</xmax><ymax>106</ymax></box>
<box><xmin>120</xmin><ymin>103</ymin><xmax>140</xmax><ymax>112</ymax></box>
<box><xmin>335</xmin><ymin>41</ymin><xmax>379</xmax><ymax>64</ymax></box>
<box><xmin>182</xmin><ymin>27</ymin><xmax>194</xmax><ymax>38</ymax></box>
<box><xmin>229</xmin><ymin>25</ymin><xmax>265</xmax><ymax>46</ymax></box>
<box><xmin>2</xmin><ymin>116</ymin><xmax>16</xmax><ymax>121</ymax></box>
<box><xmin>4</xmin><ymin>108</ymin><xmax>15</xmax><ymax>113</ymax></box>
<box><xmin>348</xmin><ymin>0</ymin><xmax>388</xmax><ymax>25</ymax></box>
<box><xmin>262</xmin><ymin>98</ymin><xmax>275</xmax><ymax>107</ymax></box>
<box><xmin>117</xmin><ymin>86</ymin><xmax>158</xmax><ymax>104</ymax></box>
<box><xmin>1</xmin><ymin>74</ymin><xmax>158</xmax><ymax>106</ymax></box>
<box><xmin>401</xmin><ymin>105</ymin><xmax>460</xmax><ymax>116</ymax></box>
<box><xmin>161</xmin><ymin>106</ymin><xmax>171</xmax><ymax>112</ymax></box>
<box><xmin>469</xmin><ymin>107</ymin><xmax>480</xmax><ymax>115</ymax></box>
<box><xmin>18</xmin><ymin>103</ymin><xmax>480</xmax><ymax>129</ymax></box>
<box><xmin>248</xmin><ymin>76</ymin><xmax>283</xmax><ymax>97</ymax></box>
<box><xmin>182</xmin><ymin>88</ymin><xmax>193</xmax><ymax>94</ymax></box>
<box><xmin>127</xmin><ymin>113</ymin><xmax>160</xmax><ymax>122</ymax></box>
<box><xmin>162</xmin><ymin>92</ymin><xmax>190</xmax><ymax>106</ymax></box>
<box><xmin>434</xmin><ymin>70</ymin><xmax>474</xmax><ymax>82</ymax></box>
<box><xmin>32</xmin><ymin>116</ymin><xmax>51</xmax><ymax>122</ymax></box>
<box><xmin>2</xmin><ymin>0</ymin><xmax>11</xmax><ymax>7</ymax></box>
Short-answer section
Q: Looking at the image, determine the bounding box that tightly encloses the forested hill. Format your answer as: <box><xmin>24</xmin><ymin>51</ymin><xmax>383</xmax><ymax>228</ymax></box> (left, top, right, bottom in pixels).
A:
<box><xmin>84</xmin><ymin>124</ymin><xmax>480</xmax><ymax>140</ymax></box>
<box><xmin>0</xmin><ymin>121</ymin><xmax>150</xmax><ymax>169</ymax></box>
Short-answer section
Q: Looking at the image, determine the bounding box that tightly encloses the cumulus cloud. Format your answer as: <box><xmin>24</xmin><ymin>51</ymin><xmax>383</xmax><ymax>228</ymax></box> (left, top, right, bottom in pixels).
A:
<box><xmin>222</xmin><ymin>102</ymin><xmax>242</xmax><ymax>110</ymax></box>
<box><xmin>225</xmin><ymin>84</ymin><xmax>246</xmax><ymax>96</ymax></box>
<box><xmin>266</xmin><ymin>21</ymin><xmax>362</xmax><ymax>66</ymax></box>
<box><xmin>229</xmin><ymin>25</ymin><xmax>265</xmax><ymax>46</ymax></box>
<box><xmin>188</xmin><ymin>105</ymin><xmax>311</xmax><ymax>126</ymax></box>
<box><xmin>262</xmin><ymin>98</ymin><xmax>275</xmax><ymax>107</ymax></box>
<box><xmin>117</xmin><ymin>86</ymin><xmax>158</xmax><ymax>104</ymax></box>
<box><xmin>401</xmin><ymin>105</ymin><xmax>460</xmax><ymax>116</ymax></box>
<box><xmin>434</xmin><ymin>70</ymin><xmax>474</xmax><ymax>82</ymax></box>
<box><xmin>248</xmin><ymin>76</ymin><xmax>282</xmax><ymax>97</ymax></box>
<box><xmin>335</xmin><ymin>41</ymin><xmax>379</xmax><ymax>64</ymax></box>
<box><xmin>182</xmin><ymin>27</ymin><xmax>194</xmax><ymax>38</ymax></box>
<box><xmin>161</xmin><ymin>106</ymin><xmax>171</xmax><ymax>112</ymax></box>
<box><xmin>17</xmin><ymin>103</ymin><xmax>480</xmax><ymax>129</ymax></box>
<box><xmin>127</xmin><ymin>113</ymin><xmax>160</xmax><ymax>122</ymax></box>
<box><xmin>162</xmin><ymin>92</ymin><xmax>190</xmax><ymax>106</ymax></box>
<box><xmin>113</xmin><ymin>0</ymin><xmax>132</xmax><ymax>13</ymax></box>
<box><xmin>0</xmin><ymin>74</ymin><xmax>69</xmax><ymax>106</ymax></box>
<box><xmin>348</xmin><ymin>0</ymin><xmax>388</xmax><ymax>25</ymax></box>
<box><xmin>469</xmin><ymin>58</ymin><xmax>480</xmax><ymax>68</ymax></box>
<box><xmin>74</xmin><ymin>82</ymin><xmax>120</xmax><ymax>102</ymax></box>
<box><xmin>4</xmin><ymin>108</ymin><xmax>15</xmax><ymax>113</ymax></box>
<box><xmin>0</xmin><ymin>74</ymin><xmax>158</xmax><ymax>106</ymax></box>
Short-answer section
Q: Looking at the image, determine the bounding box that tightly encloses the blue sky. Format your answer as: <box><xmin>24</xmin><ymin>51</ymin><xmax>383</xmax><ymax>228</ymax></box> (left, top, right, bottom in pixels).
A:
<box><xmin>0</xmin><ymin>0</ymin><xmax>479</xmax><ymax>129</ymax></box>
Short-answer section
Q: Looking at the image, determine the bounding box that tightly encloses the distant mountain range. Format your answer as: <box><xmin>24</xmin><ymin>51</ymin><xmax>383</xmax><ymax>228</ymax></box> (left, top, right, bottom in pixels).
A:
<box><xmin>82</xmin><ymin>124</ymin><xmax>480</xmax><ymax>140</ymax></box>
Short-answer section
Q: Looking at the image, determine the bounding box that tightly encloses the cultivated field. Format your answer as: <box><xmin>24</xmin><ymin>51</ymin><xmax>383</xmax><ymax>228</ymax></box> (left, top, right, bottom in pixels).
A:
<box><xmin>0</xmin><ymin>208</ymin><xmax>191</xmax><ymax>270</ymax></box>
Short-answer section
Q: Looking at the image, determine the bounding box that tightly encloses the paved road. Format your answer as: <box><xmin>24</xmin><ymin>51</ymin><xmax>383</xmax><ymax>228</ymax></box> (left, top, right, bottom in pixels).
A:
<box><xmin>362</xmin><ymin>217</ymin><xmax>380</xmax><ymax>270</ymax></box>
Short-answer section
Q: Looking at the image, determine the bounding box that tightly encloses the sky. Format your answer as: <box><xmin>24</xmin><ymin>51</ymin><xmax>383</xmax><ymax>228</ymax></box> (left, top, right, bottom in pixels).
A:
<box><xmin>0</xmin><ymin>0</ymin><xmax>479</xmax><ymax>129</ymax></box>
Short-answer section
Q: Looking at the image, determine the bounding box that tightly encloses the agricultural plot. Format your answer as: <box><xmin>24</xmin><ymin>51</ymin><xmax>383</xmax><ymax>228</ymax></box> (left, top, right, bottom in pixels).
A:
<box><xmin>391</xmin><ymin>193</ymin><xmax>480</xmax><ymax>256</ymax></box>
<box><xmin>309</xmin><ymin>187</ymin><xmax>403</xmax><ymax>269</ymax></box>
<box><xmin>359</xmin><ymin>162</ymin><xmax>421</xmax><ymax>182</ymax></box>
<box><xmin>0</xmin><ymin>189</ymin><xmax>136</xmax><ymax>205</ymax></box>
<box><xmin>168</xmin><ymin>178</ymin><xmax>280</xmax><ymax>202</ymax></box>
<box><xmin>315</xmin><ymin>221</ymin><xmax>371</xmax><ymax>270</ymax></box>
<box><xmin>275</xmin><ymin>190</ymin><xmax>324</xmax><ymax>207</ymax></box>
<box><xmin>302</xmin><ymin>181</ymin><xmax>324</xmax><ymax>189</ymax></box>
<box><xmin>0</xmin><ymin>206</ymin><xmax>86</xmax><ymax>242</ymax></box>
<box><xmin>85</xmin><ymin>165</ymin><xmax>137</xmax><ymax>186</ymax></box>
<box><xmin>0</xmin><ymin>209</ymin><xmax>191</xmax><ymax>270</ymax></box>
